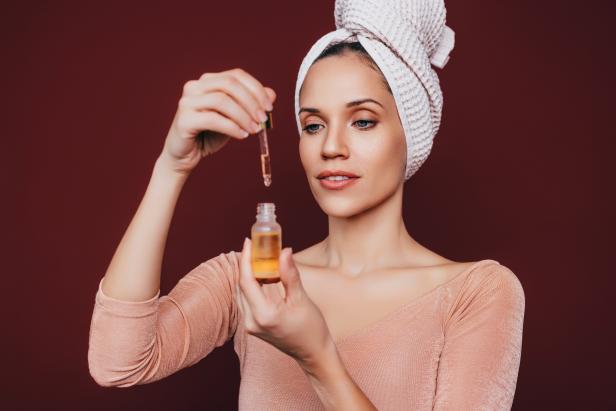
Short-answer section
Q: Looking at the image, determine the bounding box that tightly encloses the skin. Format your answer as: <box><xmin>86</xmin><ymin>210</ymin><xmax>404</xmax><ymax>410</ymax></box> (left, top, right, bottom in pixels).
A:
<box><xmin>96</xmin><ymin>50</ymin><xmax>477</xmax><ymax>406</ymax></box>
<box><xmin>236</xmin><ymin>51</ymin><xmax>478</xmax><ymax>409</ymax></box>
<box><xmin>97</xmin><ymin>41</ymin><xmax>479</xmax><ymax>407</ymax></box>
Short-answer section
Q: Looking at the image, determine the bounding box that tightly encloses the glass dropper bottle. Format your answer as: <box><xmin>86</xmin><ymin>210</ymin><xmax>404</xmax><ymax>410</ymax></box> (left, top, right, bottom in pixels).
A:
<box><xmin>251</xmin><ymin>202</ymin><xmax>282</xmax><ymax>284</ymax></box>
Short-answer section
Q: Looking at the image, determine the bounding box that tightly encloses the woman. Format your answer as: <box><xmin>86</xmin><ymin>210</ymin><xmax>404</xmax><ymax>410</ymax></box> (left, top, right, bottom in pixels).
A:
<box><xmin>88</xmin><ymin>0</ymin><xmax>525</xmax><ymax>410</ymax></box>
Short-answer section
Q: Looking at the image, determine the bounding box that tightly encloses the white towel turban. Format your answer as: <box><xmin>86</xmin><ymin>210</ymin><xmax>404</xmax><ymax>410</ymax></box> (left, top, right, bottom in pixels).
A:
<box><xmin>294</xmin><ymin>0</ymin><xmax>455</xmax><ymax>180</ymax></box>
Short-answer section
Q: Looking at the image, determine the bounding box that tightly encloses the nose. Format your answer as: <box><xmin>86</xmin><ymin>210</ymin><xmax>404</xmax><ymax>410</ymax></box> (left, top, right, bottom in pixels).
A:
<box><xmin>321</xmin><ymin>122</ymin><xmax>349</xmax><ymax>160</ymax></box>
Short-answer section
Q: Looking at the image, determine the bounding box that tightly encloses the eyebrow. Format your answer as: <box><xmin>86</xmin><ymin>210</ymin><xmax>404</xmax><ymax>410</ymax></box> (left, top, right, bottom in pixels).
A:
<box><xmin>298</xmin><ymin>98</ymin><xmax>383</xmax><ymax>115</ymax></box>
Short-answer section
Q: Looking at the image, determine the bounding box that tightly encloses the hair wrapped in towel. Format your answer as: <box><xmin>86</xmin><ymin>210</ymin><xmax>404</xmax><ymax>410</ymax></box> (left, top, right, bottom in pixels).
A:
<box><xmin>294</xmin><ymin>0</ymin><xmax>455</xmax><ymax>180</ymax></box>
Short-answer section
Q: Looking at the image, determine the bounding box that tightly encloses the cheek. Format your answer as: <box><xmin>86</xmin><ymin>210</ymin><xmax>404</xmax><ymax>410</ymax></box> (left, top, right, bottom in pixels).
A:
<box><xmin>299</xmin><ymin>137</ymin><xmax>316</xmax><ymax>172</ymax></box>
<box><xmin>298</xmin><ymin>138</ymin><xmax>308</xmax><ymax>168</ymax></box>
<box><xmin>356</xmin><ymin>133</ymin><xmax>405</xmax><ymax>181</ymax></box>
<box><xmin>383</xmin><ymin>128</ymin><xmax>407</xmax><ymax>179</ymax></box>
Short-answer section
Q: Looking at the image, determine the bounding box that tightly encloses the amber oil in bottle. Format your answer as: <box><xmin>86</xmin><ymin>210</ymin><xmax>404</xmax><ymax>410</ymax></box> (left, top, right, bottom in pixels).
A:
<box><xmin>251</xmin><ymin>202</ymin><xmax>282</xmax><ymax>284</ymax></box>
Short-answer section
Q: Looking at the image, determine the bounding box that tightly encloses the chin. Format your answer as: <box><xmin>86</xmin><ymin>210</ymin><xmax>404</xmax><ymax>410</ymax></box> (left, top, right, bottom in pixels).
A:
<box><xmin>313</xmin><ymin>188</ymin><xmax>385</xmax><ymax>218</ymax></box>
<box><xmin>312</xmin><ymin>177</ymin><xmax>402</xmax><ymax>219</ymax></box>
<box><xmin>317</xmin><ymin>198</ymin><xmax>364</xmax><ymax>218</ymax></box>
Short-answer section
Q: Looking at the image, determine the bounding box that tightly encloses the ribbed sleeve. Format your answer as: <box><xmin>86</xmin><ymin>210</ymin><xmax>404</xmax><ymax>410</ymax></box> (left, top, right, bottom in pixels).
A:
<box><xmin>87</xmin><ymin>251</ymin><xmax>240</xmax><ymax>387</ymax></box>
<box><xmin>433</xmin><ymin>264</ymin><xmax>526</xmax><ymax>410</ymax></box>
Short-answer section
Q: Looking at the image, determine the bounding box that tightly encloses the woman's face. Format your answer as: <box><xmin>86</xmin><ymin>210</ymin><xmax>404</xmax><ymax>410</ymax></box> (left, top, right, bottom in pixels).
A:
<box><xmin>298</xmin><ymin>52</ymin><xmax>407</xmax><ymax>218</ymax></box>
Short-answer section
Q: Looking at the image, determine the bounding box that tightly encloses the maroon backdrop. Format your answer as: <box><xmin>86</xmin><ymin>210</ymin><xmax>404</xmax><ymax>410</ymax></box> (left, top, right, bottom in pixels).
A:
<box><xmin>3</xmin><ymin>0</ymin><xmax>614</xmax><ymax>409</ymax></box>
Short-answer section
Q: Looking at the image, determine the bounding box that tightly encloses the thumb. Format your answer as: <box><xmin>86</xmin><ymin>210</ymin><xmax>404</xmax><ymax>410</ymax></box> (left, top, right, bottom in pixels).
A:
<box><xmin>279</xmin><ymin>247</ymin><xmax>302</xmax><ymax>297</ymax></box>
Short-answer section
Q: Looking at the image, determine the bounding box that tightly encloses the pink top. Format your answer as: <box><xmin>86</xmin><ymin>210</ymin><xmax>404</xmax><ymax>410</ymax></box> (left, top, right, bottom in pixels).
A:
<box><xmin>88</xmin><ymin>251</ymin><xmax>525</xmax><ymax>410</ymax></box>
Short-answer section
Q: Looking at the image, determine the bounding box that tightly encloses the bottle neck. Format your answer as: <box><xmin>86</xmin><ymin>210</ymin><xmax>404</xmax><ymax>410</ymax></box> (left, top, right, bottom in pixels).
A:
<box><xmin>256</xmin><ymin>214</ymin><xmax>277</xmax><ymax>222</ymax></box>
<box><xmin>256</xmin><ymin>202</ymin><xmax>276</xmax><ymax>222</ymax></box>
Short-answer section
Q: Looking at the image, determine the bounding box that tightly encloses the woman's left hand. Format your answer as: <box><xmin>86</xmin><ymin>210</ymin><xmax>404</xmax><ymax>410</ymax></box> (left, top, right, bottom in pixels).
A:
<box><xmin>236</xmin><ymin>237</ymin><xmax>335</xmax><ymax>369</ymax></box>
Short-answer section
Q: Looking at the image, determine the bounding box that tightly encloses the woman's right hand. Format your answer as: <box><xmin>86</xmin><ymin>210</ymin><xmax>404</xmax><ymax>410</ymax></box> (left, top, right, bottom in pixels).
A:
<box><xmin>160</xmin><ymin>68</ymin><xmax>276</xmax><ymax>175</ymax></box>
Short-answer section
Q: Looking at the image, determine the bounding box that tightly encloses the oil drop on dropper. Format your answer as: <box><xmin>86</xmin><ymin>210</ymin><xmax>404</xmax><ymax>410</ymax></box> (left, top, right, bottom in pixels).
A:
<box><xmin>251</xmin><ymin>202</ymin><xmax>282</xmax><ymax>284</ymax></box>
<box><xmin>258</xmin><ymin>111</ymin><xmax>273</xmax><ymax>187</ymax></box>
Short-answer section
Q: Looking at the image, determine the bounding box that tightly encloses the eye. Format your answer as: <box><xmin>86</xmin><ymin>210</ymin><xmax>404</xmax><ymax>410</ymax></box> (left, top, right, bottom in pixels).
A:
<box><xmin>302</xmin><ymin>123</ymin><xmax>323</xmax><ymax>135</ymax></box>
<box><xmin>353</xmin><ymin>119</ymin><xmax>376</xmax><ymax>130</ymax></box>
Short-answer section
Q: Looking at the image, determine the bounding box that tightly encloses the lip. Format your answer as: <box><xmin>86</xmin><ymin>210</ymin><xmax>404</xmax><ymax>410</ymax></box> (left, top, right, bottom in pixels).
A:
<box><xmin>317</xmin><ymin>170</ymin><xmax>360</xmax><ymax>190</ymax></box>
<box><xmin>317</xmin><ymin>169</ymin><xmax>360</xmax><ymax>179</ymax></box>
<box><xmin>319</xmin><ymin>177</ymin><xmax>360</xmax><ymax>190</ymax></box>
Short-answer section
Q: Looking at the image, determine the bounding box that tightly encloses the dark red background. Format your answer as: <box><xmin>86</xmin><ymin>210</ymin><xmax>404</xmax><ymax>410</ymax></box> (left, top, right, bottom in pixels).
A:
<box><xmin>2</xmin><ymin>1</ymin><xmax>614</xmax><ymax>409</ymax></box>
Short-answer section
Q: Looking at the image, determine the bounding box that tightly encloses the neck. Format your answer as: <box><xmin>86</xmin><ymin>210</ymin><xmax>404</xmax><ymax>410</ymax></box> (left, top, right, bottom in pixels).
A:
<box><xmin>321</xmin><ymin>186</ymin><xmax>419</xmax><ymax>276</ymax></box>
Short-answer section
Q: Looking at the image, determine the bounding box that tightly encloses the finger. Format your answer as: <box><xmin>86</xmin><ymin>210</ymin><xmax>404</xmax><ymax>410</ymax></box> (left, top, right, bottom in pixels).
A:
<box><xmin>236</xmin><ymin>280</ymin><xmax>259</xmax><ymax>332</ymax></box>
<box><xmin>235</xmin><ymin>264</ymin><xmax>256</xmax><ymax>328</ymax></box>
<box><xmin>239</xmin><ymin>237</ymin><xmax>269</xmax><ymax>309</ymax></box>
<box><xmin>235</xmin><ymin>281</ymin><xmax>244</xmax><ymax>317</ymax></box>
<box><xmin>264</xmin><ymin>87</ymin><xmax>277</xmax><ymax>107</ymax></box>
<box><xmin>275</xmin><ymin>281</ymin><xmax>286</xmax><ymax>301</ymax></box>
<box><xmin>226</xmin><ymin>68</ymin><xmax>273</xmax><ymax>112</ymax></box>
<box><xmin>261</xmin><ymin>282</ymin><xmax>284</xmax><ymax>305</ymax></box>
<box><xmin>180</xmin><ymin>92</ymin><xmax>261</xmax><ymax>135</ymax></box>
<box><xmin>199</xmin><ymin>132</ymin><xmax>231</xmax><ymax>157</ymax></box>
<box><xmin>234</xmin><ymin>261</ymin><xmax>245</xmax><ymax>316</ymax></box>
<box><xmin>236</xmin><ymin>282</ymin><xmax>249</xmax><ymax>319</ymax></box>
<box><xmin>196</xmin><ymin>72</ymin><xmax>265</xmax><ymax>124</ymax></box>
<box><xmin>279</xmin><ymin>247</ymin><xmax>302</xmax><ymax>299</ymax></box>
<box><xmin>180</xmin><ymin>110</ymin><xmax>249</xmax><ymax>140</ymax></box>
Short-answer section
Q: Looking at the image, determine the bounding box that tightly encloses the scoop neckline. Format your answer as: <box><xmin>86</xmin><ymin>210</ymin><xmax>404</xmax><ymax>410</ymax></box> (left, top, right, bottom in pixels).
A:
<box><xmin>332</xmin><ymin>259</ymin><xmax>501</xmax><ymax>345</ymax></box>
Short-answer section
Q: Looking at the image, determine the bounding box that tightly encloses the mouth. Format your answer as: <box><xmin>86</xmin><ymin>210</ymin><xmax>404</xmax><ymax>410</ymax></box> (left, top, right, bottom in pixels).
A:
<box><xmin>317</xmin><ymin>170</ymin><xmax>360</xmax><ymax>190</ymax></box>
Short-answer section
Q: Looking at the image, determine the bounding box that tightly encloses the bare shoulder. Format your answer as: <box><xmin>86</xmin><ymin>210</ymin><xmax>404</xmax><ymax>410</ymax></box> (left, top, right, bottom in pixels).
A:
<box><xmin>292</xmin><ymin>241</ymin><xmax>488</xmax><ymax>288</ymax></box>
<box><xmin>422</xmin><ymin>259</ymin><xmax>484</xmax><ymax>283</ymax></box>
<box><xmin>291</xmin><ymin>242</ymin><xmax>328</xmax><ymax>268</ymax></box>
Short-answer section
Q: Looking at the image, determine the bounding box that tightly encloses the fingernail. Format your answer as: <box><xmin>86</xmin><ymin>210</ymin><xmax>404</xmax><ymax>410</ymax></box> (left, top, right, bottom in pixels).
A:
<box><xmin>252</xmin><ymin>122</ymin><xmax>261</xmax><ymax>133</ymax></box>
<box><xmin>266</xmin><ymin>102</ymin><xmax>273</xmax><ymax>111</ymax></box>
<box><xmin>241</xmin><ymin>130</ymin><xmax>249</xmax><ymax>138</ymax></box>
<box><xmin>258</xmin><ymin>111</ymin><xmax>268</xmax><ymax>122</ymax></box>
